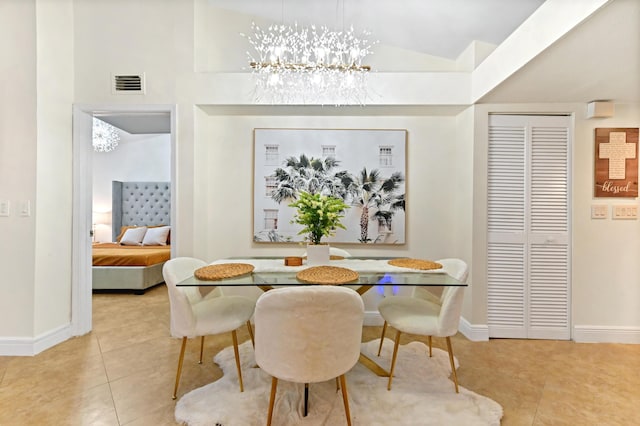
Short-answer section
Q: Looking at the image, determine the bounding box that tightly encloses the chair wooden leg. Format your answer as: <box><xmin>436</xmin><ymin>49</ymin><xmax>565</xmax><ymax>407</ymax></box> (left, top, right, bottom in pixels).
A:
<box><xmin>377</xmin><ymin>321</ymin><xmax>388</xmax><ymax>356</ymax></box>
<box><xmin>199</xmin><ymin>336</ymin><xmax>205</xmax><ymax>364</ymax></box>
<box><xmin>428</xmin><ymin>336</ymin><xmax>432</xmax><ymax>357</ymax></box>
<box><xmin>304</xmin><ymin>383</ymin><xmax>309</xmax><ymax>417</ymax></box>
<box><xmin>172</xmin><ymin>336</ymin><xmax>188</xmax><ymax>400</ymax></box>
<box><xmin>387</xmin><ymin>330</ymin><xmax>402</xmax><ymax>391</ymax></box>
<box><xmin>267</xmin><ymin>377</ymin><xmax>278</xmax><ymax>426</ymax></box>
<box><xmin>445</xmin><ymin>336</ymin><xmax>459</xmax><ymax>393</ymax></box>
<box><xmin>231</xmin><ymin>330</ymin><xmax>244</xmax><ymax>392</ymax></box>
<box><xmin>339</xmin><ymin>374</ymin><xmax>352</xmax><ymax>426</ymax></box>
<box><xmin>335</xmin><ymin>377</ymin><xmax>340</xmax><ymax>390</ymax></box>
<box><xmin>246</xmin><ymin>320</ymin><xmax>255</xmax><ymax>348</ymax></box>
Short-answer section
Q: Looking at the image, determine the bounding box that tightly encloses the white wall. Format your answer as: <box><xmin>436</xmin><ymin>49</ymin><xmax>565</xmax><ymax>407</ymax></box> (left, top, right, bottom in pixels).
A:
<box><xmin>34</xmin><ymin>0</ymin><xmax>74</xmax><ymax>339</ymax></box>
<box><xmin>0</xmin><ymin>0</ymin><xmax>38</xmax><ymax>339</ymax></box>
<box><xmin>454</xmin><ymin>106</ymin><xmax>476</xmax><ymax>321</ymax></box>
<box><xmin>92</xmin><ymin>132</ymin><xmax>171</xmax><ymax>242</ymax></box>
<box><xmin>571</xmin><ymin>103</ymin><xmax>640</xmax><ymax>330</ymax></box>
<box><xmin>73</xmin><ymin>0</ymin><xmax>193</xmax><ymax>103</ymax></box>
<box><xmin>0</xmin><ymin>0</ymin><xmax>74</xmax><ymax>352</ymax></box>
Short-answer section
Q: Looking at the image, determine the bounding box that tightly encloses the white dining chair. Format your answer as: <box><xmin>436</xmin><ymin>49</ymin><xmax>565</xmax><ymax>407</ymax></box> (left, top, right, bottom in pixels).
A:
<box><xmin>163</xmin><ymin>257</ymin><xmax>256</xmax><ymax>399</ymax></box>
<box><xmin>376</xmin><ymin>259</ymin><xmax>468</xmax><ymax>393</ymax></box>
<box><xmin>254</xmin><ymin>286</ymin><xmax>364</xmax><ymax>426</ymax></box>
<box><xmin>412</xmin><ymin>258</ymin><xmax>469</xmax><ymax>306</ymax></box>
<box><xmin>378</xmin><ymin>258</ymin><xmax>468</xmax><ymax>357</ymax></box>
<box><xmin>329</xmin><ymin>247</ymin><xmax>352</xmax><ymax>257</ymax></box>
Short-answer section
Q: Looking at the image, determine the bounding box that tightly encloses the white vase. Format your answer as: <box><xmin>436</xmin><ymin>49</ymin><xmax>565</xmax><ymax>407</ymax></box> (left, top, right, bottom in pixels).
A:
<box><xmin>306</xmin><ymin>243</ymin><xmax>330</xmax><ymax>266</ymax></box>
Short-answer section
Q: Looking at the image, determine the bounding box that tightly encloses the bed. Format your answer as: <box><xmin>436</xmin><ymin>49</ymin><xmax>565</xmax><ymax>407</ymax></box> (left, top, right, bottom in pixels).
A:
<box><xmin>92</xmin><ymin>181</ymin><xmax>171</xmax><ymax>294</ymax></box>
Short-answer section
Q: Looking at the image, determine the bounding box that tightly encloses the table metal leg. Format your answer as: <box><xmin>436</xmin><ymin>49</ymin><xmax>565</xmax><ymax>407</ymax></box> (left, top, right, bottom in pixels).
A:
<box><xmin>358</xmin><ymin>353</ymin><xmax>391</xmax><ymax>377</ymax></box>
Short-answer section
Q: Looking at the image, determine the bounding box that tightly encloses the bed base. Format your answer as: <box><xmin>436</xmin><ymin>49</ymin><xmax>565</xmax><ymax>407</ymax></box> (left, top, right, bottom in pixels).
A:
<box><xmin>92</xmin><ymin>262</ymin><xmax>166</xmax><ymax>294</ymax></box>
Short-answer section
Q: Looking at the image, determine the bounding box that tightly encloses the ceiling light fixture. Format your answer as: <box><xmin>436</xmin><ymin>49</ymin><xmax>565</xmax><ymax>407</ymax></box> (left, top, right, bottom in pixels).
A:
<box><xmin>243</xmin><ymin>21</ymin><xmax>376</xmax><ymax>105</ymax></box>
<box><xmin>92</xmin><ymin>117</ymin><xmax>120</xmax><ymax>152</ymax></box>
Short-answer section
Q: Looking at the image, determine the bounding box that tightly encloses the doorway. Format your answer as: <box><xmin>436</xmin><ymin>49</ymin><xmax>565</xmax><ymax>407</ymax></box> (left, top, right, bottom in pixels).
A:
<box><xmin>71</xmin><ymin>104</ymin><xmax>176</xmax><ymax>336</ymax></box>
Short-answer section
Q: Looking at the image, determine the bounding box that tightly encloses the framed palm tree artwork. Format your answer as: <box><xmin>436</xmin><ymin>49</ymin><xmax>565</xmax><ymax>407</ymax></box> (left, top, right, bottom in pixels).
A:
<box><xmin>253</xmin><ymin>128</ymin><xmax>407</xmax><ymax>244</ymax></box>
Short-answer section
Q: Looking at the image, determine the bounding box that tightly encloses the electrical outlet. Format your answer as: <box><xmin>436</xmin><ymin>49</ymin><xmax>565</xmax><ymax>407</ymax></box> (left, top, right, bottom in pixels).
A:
<box><xmin>612</xmin><ymin>204</ymin><xmax>638</xmax><ymax>219</ymax></box>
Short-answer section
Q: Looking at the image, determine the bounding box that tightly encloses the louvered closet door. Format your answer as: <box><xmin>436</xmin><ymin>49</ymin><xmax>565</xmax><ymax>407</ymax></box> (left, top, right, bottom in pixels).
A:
<box><xmin>487</xmin><ymin>115</ymin><xmax>571</xmax><ymax>340</ymax></box>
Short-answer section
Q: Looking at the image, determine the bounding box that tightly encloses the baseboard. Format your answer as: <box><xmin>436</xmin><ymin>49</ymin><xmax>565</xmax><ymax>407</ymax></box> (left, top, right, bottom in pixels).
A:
<box><xmin>364</xmin><ymin>312</ymin><xmax>489</xmax><ymax>342</ymax></box>
<box><xmin>363</xmin><ymin>311</ymin><xmax>384</xmax><ymax>326</ymax></box>
<box><xmin>573</xmin><ymin>325</ymin><xmax>640</xmax><ymax>344</ymax></box>
<box><xmin>0</xmin><ymin>323</ymin><xmax>72</xmax><ymax>356</ymax></box>
<box><xmin>459</xmin><ymin>323</ymin><xmax>640</xmax><ymax>343</ymax></box>
<box><xmin>459</xmin><ymin>316</ymin><xmax>489</xmax><ymax>341</ymax></box>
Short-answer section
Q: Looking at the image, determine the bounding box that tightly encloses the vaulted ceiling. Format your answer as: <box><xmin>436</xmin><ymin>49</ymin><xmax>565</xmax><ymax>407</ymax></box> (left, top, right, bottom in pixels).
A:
<box><xmin>480</xmin><ymin>0</ymin><xmax>639</xmax><ymax>104</ymax></box>
<box><xmin>209</xmin><ymin>0</ymin><xmax>638</xmax><ymax>105</ymax></box>
<box><xmin>208</xmin><ymin>0</ymin><xmax>546</xmax><ymax>60</ymax></box>
<box><xmin>102</xmin><ymin>0</ymin><xmax>638</xmax><ymax>133</ymax></box>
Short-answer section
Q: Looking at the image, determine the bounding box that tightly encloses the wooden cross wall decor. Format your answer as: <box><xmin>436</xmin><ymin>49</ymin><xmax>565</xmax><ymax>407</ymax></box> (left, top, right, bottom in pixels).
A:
<box><xmin>594</xmin><ymin>128</ymin><xmax>639</xmax><ymax>198</ymax></box>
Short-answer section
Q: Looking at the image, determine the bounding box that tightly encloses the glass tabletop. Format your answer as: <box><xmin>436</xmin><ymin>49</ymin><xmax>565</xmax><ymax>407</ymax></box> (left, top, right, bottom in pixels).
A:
<box><xmin>176</xmin><ymin>257</ymin><xmax>467</xmax><ymax>287</ymax></box>
<box><xmin>253</xmin><ymin>271</ymin><xmax>465</xmax><ymax>285</ymax></box>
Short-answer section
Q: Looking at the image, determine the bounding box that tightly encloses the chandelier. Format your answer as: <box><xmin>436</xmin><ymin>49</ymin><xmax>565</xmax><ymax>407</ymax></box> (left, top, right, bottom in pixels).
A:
<box><xmin>243</xmin><ymin>22</ymin><xmax>376</xmax><ymax>105</ymax></box>
<box><xmin>92</xmin><ymin>117</ymin><xmax>120</xmax><ymax>152</ymax></box>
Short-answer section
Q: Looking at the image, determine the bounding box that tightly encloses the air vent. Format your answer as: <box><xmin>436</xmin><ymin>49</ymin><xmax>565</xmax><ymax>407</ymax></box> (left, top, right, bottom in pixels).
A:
<box><xmin>112</xmin><ymin>73</ymin><xmax>145</xmax><ymax>94</ymax></box>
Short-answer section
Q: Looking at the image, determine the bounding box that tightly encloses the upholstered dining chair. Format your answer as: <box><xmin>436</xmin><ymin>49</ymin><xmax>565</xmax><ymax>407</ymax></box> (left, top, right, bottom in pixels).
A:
<box><xmin>329</xmin><ymin>247</ymin><xmax>352</xmax><ymax>258</ymax></box>
<box><xmin>162</xmin><ymin>257</ymin><xmax>256</xmax><ymax>400</ymax></box>
<box><xmin>378</xmin><ymin>258</ymin><xmax>468</xmax><ymax>357</ymax></box>
<box><xmin>376</xmin><ymin>260</ymin><xmax>468</xmax><ymax>393</ymax></box>
<box><xmin>254</xmin><ymin>286</ymin><xmax>364</xmax><ymax>426</ymax></box>
<box><xmin>412</xmin><ymin>258</ymin><xmax>469</xmax><ymax>306</ymax></box>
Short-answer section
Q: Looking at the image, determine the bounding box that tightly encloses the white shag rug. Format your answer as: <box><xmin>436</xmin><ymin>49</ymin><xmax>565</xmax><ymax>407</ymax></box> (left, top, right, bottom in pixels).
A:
<box><xmin>175</xmin><ymin>338</ymin><xmax>503</xmax><ymax>426</ymax></box>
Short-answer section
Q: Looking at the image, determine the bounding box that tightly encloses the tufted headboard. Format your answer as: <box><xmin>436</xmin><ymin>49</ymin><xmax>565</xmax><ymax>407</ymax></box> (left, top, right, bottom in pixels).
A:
<box><xmin>111</xmin><ymin>181</ymin><xmax>171</xmax><ymax>241</ymax></box>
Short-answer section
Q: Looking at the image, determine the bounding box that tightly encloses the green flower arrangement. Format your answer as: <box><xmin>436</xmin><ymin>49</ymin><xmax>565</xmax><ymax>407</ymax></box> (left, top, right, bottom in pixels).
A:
<box><xmin>289</xmin><ymin>191</ymin><xmax>349</xmax><ymax>245</ymax></box>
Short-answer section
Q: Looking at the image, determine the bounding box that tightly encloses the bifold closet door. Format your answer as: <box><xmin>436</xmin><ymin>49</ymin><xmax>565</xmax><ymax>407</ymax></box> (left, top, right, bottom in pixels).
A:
<box><xmin>487</xmin><ymin>114</ymin><xmax>571</xmax><ymax>340</ymax></box>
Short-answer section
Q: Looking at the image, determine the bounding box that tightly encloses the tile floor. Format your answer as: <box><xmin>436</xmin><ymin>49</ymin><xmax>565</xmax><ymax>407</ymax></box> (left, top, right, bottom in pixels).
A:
<box><xmin>1</xmin><ymin>284</ymin><xmax>639</xmax><ymax>425</ymax></box>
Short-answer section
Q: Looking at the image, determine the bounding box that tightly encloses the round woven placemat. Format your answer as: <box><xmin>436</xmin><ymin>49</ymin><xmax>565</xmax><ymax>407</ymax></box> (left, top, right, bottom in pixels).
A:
<box><xmin>388</xmin><ymin>258</ymin><xmax>443</xmax><ymax>270</ymax></box>
<box><xmin>296</xmin><ymin>266</ymin><xmax>359</xmax><ymax>285</ymax></box>
<box><xmin>194</xmin><ymin>263</ymin><xmax>254</xmax><ymax>281</ymax></box>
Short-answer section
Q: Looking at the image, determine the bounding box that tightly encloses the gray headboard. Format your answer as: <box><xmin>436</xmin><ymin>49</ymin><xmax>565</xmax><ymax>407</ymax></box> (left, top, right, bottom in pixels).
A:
<box><xmin>111</xmin><ymin>181</ymin><xmax>171</xmax><ymax>241</ymax></box>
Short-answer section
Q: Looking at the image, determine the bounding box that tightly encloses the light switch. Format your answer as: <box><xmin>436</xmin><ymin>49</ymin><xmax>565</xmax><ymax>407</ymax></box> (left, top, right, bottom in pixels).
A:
<box><xmin>612</xmin><ymin>204</ymin><xmax>638</xmax><ymax>219</ymax></box>
<box><xmin>20</xmin><ymin>200</ymin><xmax>30</xmax><ymax>217</ymax></box>
<box><xmin>591</xmin><ymin>204</ymin><xmax>608</xmax><ymax>219</ymax></box>
<box><xmin>0</xmin><ymin>200</ymin><xmax>9</xmax><ymax>217</ymax></box>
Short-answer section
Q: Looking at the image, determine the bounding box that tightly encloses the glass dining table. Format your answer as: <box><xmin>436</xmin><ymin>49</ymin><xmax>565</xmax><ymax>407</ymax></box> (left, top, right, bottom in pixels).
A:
<box><xmin>176</xmin><ymin>256</ymin><xmax>467</xmax><ymax>376</ymax></box>
<box><xmin>176</xmin><ymin>256</ymin><xmax>467</xmax><ymax>294</ymax></box>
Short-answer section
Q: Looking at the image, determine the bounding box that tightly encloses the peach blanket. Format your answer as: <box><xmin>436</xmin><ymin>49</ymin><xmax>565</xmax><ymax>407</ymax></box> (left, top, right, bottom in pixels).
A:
<box><xmin>92</xmin><ymin>243</ymin><xmax>170</xmax><ymax>266</ymax></box>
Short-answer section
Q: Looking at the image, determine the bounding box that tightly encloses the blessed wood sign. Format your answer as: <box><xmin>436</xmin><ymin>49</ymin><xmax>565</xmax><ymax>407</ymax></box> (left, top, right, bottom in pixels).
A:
<box><xmin>594</xmin><ymin>127</ymin><xmax>639</xmax><ymax>198</ymax></box>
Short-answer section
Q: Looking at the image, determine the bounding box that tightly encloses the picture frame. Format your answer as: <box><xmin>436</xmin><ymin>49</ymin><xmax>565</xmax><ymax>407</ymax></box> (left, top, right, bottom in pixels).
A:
<box><xmin>594</xmin><ymin>127</ymin><xmax>639</xmax><ymax>198</ymax></box>
<box><xmin>253</xmin><ymin>128</ymin><xmax>407</xmax><ymax>244</ymax></box>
